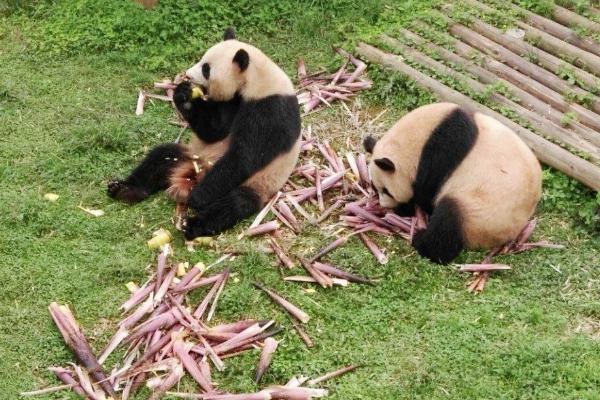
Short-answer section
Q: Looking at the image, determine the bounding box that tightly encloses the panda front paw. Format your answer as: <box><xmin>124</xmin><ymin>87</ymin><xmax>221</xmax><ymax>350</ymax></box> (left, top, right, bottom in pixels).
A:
<box><xmin>173</xmin><ymin>81</ymin><xmax>193</xmax><ymax>111</ymax></box>
<box><xmin>107</xmin><ymin>179</ymin><xmax>149</xmax><ymax>204</ymax></box>
<box><xmin>184</xmin><ymin>216</ymin><xmax>216</xmax><ymax>240</ymax></box>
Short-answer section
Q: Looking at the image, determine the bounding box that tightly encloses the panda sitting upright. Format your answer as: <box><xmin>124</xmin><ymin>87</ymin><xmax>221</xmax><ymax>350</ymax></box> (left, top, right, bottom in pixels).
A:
<box><xmin>108</xmin><ymin>28</ymin><xmax>301</xmax><ymax>239</ymax></box>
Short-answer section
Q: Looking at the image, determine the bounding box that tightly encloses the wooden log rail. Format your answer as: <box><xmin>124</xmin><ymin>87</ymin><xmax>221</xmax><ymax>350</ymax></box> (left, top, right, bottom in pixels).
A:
<box><xmin>356</xmin><ymin>43</ymin><xmax>600</xmax><ymax>191</ymax></box>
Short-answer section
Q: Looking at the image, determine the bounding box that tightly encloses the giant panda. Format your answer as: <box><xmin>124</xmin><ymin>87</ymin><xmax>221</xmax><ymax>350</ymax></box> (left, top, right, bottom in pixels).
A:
<box><xmin>363</xmin><ymin>102</ymin><xmax>542</xmax><ymax>264</ymax></box>
<box><xmin>108</xmin><ymin>28</ymin><xmax>301</xmax><ymax>239</ymax></box>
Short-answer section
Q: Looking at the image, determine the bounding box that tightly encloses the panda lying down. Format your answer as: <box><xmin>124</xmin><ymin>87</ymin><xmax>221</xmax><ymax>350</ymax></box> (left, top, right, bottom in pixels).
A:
<box><xmin>108</xmin><ymin>28</ymin><xmax>301</xmax><ymax>239</ymax></box>
<box><xmin>364</xmin><ymin>102</ymin><xmax>542</xmax><ymax>264</ymax></box>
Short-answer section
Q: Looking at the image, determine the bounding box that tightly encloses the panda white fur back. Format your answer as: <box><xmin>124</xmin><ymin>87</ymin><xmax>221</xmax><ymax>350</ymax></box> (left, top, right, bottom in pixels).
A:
<box><xmin>365</xmin><ymin>102</ymin><xmax>542</xmax><ymax>264</ymax></box>
<box><xmin>108</xmin><ymin>28</ymin><xmax>301</xmax><ymax>239</ymax></box>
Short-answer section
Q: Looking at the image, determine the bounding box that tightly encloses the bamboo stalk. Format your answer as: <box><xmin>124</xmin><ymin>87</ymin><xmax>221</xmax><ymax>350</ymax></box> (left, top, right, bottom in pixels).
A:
<box><xmin>253</xmin><ymin>283</ymin><xmax>310</xmax><ymax>324</ymax></box>
<box><xmin>552</xmin><ymin>4</ymin><xmax>600</xmax><ymax>33</ymax></box>
<box><xmin>291</xmin><ymin>319</ymin><xmax>314</xmax><ymax>348</ymax></box>
<box><xmin>356</xmin><ymin>42</ymin><xmax>600</xmax><ymax>190</ymax></box>
<box><xmin>381</xmin><ymin>33</ymin><xmax>600</xmax><ymax>159</ymax></box>
<box><xmin>48</xmin><ymin>303</ymin><xmax>116</xmax><ymax>397</ymax></box>
<box><xmin>307</xmin><ymin>364</ymin><xmax>360</xmax><ymax>385</ymax></box>
<box><xmin>466</xmin><ymin>0</ymin><xmax>600</xmax><ymax>73</ymax></box>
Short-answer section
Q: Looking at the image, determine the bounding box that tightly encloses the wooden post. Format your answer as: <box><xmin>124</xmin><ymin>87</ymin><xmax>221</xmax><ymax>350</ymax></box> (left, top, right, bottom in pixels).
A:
<box><xmin>465</xmin><ymin>0</ymin><xmax>600</xmax><ymax>74</ymax></box>
<box><xmin>379</xmin><ymin>34</ymin><xmax>600</xmax><ymax>161</ymax></box>
<box><xmin>447</xmin><ymin>21</ymin><xmax>600</xmax><ymax>115</ymax></box>
<box><xmin>553</xmin><ymin>4</ymin><xmax>600</xmax><ymax>33</ymax></box>
<box><xmin>355</xmin><ymin>42</ymin><xmax>600</xmax><ymax>191</ymax></box>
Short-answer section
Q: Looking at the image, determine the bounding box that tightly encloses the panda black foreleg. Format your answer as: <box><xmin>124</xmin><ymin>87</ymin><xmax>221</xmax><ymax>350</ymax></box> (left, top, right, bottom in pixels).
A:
<box><xmin>184</xmin><ymin>186</ymin><xmax>261</xmax><ymax>239</ymax></box>
<box><xmin>412</xmin><ymin>196</ymin><xmax>465</xmax><ymax>265</ymax></box>
<box><xmin>394</xmin><ymin>200</ymin><xmax>416</xmax><ymax>217</ymax></box>
<box><xmin>173</xmin><ymin>82</ymin><xmax>236</xmax><ymax>143</ymax></box>
<box><xmin>108</xmin><ymin>143</ymin><xmax>189</xmax><ymax>204</ymax></box>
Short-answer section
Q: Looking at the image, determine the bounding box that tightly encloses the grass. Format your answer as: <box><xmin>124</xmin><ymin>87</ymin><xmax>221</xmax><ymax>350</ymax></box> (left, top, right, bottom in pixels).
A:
<box><xmin>1</xmin><ymin>0</ymin><xmax>599</xmax><ymax>399</ymax></box>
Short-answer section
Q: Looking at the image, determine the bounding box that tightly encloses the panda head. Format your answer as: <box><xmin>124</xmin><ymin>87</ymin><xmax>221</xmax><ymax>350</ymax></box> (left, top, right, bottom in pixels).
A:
<box><xmin>185</xmin><ymin>27</ymin><xmax>292</xmax><ymax>102</ymax></box>
<box><xmin>364</xmin><ymin>135</ymin><xmax>412</xmax><ymax>208</ymax></box>
<box><xmin>184</xmin><ymin>28</ymin><xmax>248</xmax><ymax>101</ymax></box>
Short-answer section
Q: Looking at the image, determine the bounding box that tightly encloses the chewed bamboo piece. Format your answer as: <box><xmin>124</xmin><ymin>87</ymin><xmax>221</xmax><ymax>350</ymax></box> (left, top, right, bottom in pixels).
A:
<box><xmin>459</xmin><ymin>264</ymin><xmax>511</xmax><ymax>272</ymax></box>
<box><xmin>253</xmin><ymin>282</ymin><xmax>310</xmax><ymax>324</ymax></box>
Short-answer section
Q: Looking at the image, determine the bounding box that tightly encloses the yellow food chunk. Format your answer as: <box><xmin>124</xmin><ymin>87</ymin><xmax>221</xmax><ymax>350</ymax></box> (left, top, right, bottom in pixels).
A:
<box><xmin>191</xmin><ymin>86</ymin><xmax>204</xmax><ymax>99</ymax></box>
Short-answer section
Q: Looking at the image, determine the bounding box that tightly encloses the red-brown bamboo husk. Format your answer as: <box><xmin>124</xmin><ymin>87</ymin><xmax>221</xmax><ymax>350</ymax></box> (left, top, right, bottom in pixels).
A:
<box><xmin>307</xmin><ymin>364</ymin><xmax>360</xmax><ymax>385</ymax></box>
<box><xmin>174</xmin><ymin>273</ymin><xmax>223</xmax><ymax>294</ymax></box>
<box><xmin>193</xmin><ymin>272</ymin><xmax>227</xmax><ymax>319</ymax></box>
<box><xmin>300</xmin><ymin>258</ymin><xmax>334</xmax><ymax>288</ymax></box>
<box><xmin>198</xmin><ymin>335</ymin><xmax>225</xmax><ymax>371</ymax></box>
<box><xmin>290</xmin><ymin>319</ymin><xmax>314</xmax><ymax>348</ymax></box>
<box><xmin>207</xmin><ymin>268</ymin><xmax>229</xmax><ymax>321</ymax></box>
<box><xmin>48</xmin><ymin>367</ymin><xmax>88</xmax><ymax>398</ymax></box>
<box><xmin>310</xmin><ymin>236</ymin><xmax>349</xmax><ymax>262</ymax></box>
<box><xmin>253</xmin><ymin>282</ymin><xmax>310</xmax><ymax>323</ymax></box>
<box><xmin>358</xmin><ymin>233</ymin><xmax>388</xmax><ymax>264</ymax></box>
<box><xmin>48</xmin><ymin>303</ymin><xmax>116</xmax><ymax>397</ymax></box>
<box><xmin>120</xmin><ymin>293</ymin><xmax>154</xmax><ymax>330</ymax></box>
<box><xmin>173</xmin><ymin>340</ymin><xmax>214</xmax><ymax>392</ymax></box>
<box><xmin>315</xmin><ymin>167</ymin><xmax>324</xmax><ymax>211</ymax></box>
<box><xmin>255</xmin><ymin>337</ymin><xmax>279</xmax><ymax>383</ymax></box>
<box><xmin>148</xmin><ymin>362</ymin><xmax>185</xmax><ymax>400</ymax></box>
<box><xmin>277</xmin><ymin>201</ymin><xmax>300</xmax><ymax>228</ymax></box>
<box><xmin>210</xmin><ymin>319</ymin><xmax>260</xmax><ymax>334</ymax></box>
<box><xmin>272</xmin><ymin>386</ymin><xmax>330</xmax><ymax>399</ymax></box>
<box><xmin>313</xmin><ymin>261</ymin><xmax>374</xmax><ymax>285</ymax></box>
<box><xmin>345</xmin><ymin>203</ymin><xmax>397</xmax><ymax>231</ymax></box>
<box><xmin>316</xmin><ymin>198</ymin><xmax>344</xmax><ymax>223</ymax></box>
<box><xmin>121</xmin><ymin>282</ymin><xmax>155</xmax><ymax>312</ymax></box>
<box><xmin>245</xmin><ymin>221</ymin><xmax>280</xmax><ymax>237</ymax></box>
<box><xmin>269</xmin><ymin>238</ymin><xmax>296</xmax><ymax>269</ymax></box>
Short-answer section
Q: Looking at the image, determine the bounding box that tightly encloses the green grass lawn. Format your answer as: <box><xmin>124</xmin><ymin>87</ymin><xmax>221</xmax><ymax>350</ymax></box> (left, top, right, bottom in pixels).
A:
<box><xmin>1</xmin><ymin>1</ymin><xmax>599</xmax><ymax>399</ymax></box>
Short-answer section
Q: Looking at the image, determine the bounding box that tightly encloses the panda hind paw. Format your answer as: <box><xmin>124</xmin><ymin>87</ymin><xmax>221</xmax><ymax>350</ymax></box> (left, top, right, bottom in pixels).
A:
<box><xmin>107</xmin><ymin>179</ymin><xmax>149</xmax><ymax>204</ymax></box>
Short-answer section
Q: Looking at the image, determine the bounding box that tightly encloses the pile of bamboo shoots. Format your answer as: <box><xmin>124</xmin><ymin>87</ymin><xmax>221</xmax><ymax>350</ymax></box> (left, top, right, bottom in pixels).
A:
<box><xmin>297</xmin><ymin>48</ymin><xmax>372</xmax><ymax>114</ymax></box>
<box><xmin>355</xmin><ymin>0</ymin><xmax>600</xmax><ymax>192</ymax></box>
<box><xmin>25</xmin><ymin>246</ymin><xmax>359</xmax><ymax>399</ymax></box>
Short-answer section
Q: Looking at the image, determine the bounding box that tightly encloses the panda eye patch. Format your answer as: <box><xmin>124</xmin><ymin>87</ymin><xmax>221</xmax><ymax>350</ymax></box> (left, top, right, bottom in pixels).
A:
<box><xmin>202</xmin><ymin>63</ymin><xmax>210</xmax><ymax>79</ymax></box>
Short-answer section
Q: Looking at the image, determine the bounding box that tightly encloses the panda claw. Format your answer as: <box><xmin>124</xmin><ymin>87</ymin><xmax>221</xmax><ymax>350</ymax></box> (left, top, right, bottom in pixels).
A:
<box><xmin>107</xmin><ymin>179</ymin><xmax>148</xmax><ymax>204</ymax></box>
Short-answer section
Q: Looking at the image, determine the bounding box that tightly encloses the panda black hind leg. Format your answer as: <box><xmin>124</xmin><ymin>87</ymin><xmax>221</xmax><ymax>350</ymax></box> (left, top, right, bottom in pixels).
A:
<box><xmin>184</xmin><ymin>186</ymin><xmax>261</xmax><ymax>239</ymax></box>
<box><xmin>412</xmin><ymin>196</ymin><xmax>465</xmax><ymax>265</ymax></box>
<box><xmin>108</xmin><ymin>143</ymin><xmax>189</xmax><ymax>204</ymax></box>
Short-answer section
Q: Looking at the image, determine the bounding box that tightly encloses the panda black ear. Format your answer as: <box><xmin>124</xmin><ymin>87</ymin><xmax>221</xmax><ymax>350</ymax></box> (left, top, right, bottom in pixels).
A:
<box><xmin>233</xmin><ymin>49</ymin><xmax>249</xmax><ymax>72</ymax></box>
<box><xmin>223</xmin><ymin>27</ymin><xmax>236</xmax><ymax>40</ymax></box>
<box><xmin>363</xmin><ymin>135</ymin><xmax>378</xmax><ymax>154</ymax></box>
<box><xmin>375</xmin><ymin>158</ymin><xmax>395</xmax><ymax>172</ymax></box>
